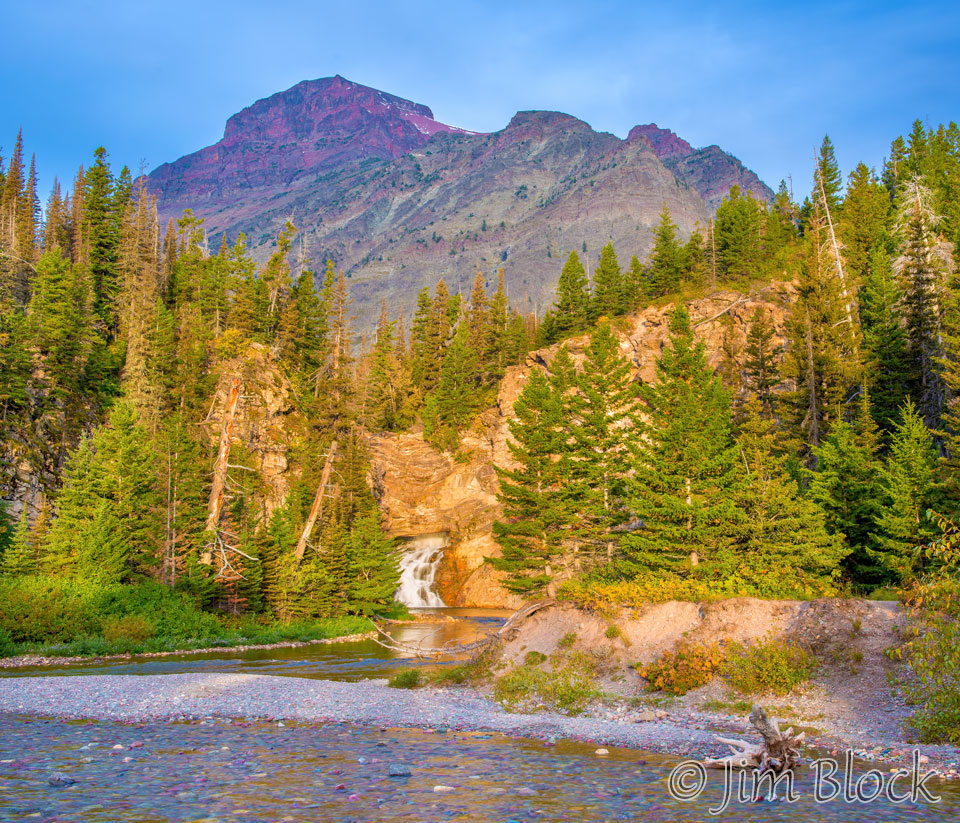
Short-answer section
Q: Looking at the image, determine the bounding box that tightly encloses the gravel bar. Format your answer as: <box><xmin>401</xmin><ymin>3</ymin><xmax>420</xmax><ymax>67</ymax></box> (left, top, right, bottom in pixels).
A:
<box><xmin>0</xmin><ymin>673</ymin><xmax>717</xmax><ymax>757</ymax></box>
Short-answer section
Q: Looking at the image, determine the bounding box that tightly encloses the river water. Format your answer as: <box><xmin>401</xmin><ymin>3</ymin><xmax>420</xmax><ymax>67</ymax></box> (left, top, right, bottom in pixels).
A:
<box><xmin>2</xmin><ymin>610</ymin><xmax>958</xmax><ymax>821</ymax></box>
<box><xmin>2</xmin><ymin>609</ymin><xmax>509</xmax><ymax>682</ymax></box>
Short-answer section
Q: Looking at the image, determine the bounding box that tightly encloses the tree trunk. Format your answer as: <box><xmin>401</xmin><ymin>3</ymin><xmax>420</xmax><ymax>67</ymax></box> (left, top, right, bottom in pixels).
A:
<box><xmin>201</xmin><ymin>376</ymin><xmax>242</xmax><ymax>565</ymax></box>
<box><xmin>294</xmin><ymin>441</ymin><xmax>338</xmax><ymax>564</ymax></box>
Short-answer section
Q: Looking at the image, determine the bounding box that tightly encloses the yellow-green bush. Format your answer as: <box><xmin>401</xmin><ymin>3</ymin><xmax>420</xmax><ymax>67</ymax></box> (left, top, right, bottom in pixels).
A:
<box><xmin>102</xmin><ymin>614</ymin><xmax>155</xmax><ymax>643</ymax></box>
<box><xmin>722</xmin><ymin>639</ymin><xmax>814</xmax><ymax>696</ymax></box>
<box><xmin>637</xmin><ymin>642</ymin><xmax>726</xmax><ymax>695</ymax></box>
<box><xmin>494</xmin><ymin>652</ymin><xmax>600</xmax><ymax>714</ymax></box>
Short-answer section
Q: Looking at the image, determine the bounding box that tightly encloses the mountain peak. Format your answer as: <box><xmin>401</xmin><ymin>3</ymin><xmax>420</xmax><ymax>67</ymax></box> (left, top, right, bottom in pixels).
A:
<box><xmin>627</xmin><ymin>124</ymin><xmax>694</xmax><ymax>159</ymax></box>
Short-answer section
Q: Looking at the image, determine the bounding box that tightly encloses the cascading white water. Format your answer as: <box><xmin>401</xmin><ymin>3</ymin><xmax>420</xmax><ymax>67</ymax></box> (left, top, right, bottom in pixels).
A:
<box><xmin>395</xmin><ymin>533</ymin><xmax>448</xmax><ymax>608</ymax></box>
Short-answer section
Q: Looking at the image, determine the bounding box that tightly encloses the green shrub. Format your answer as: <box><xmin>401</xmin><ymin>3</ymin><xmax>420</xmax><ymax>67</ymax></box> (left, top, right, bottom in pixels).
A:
<box><xmin>722</xmin><ymin>639</ymin><xmax>814</xmax><ymax>696</ymax></box>
<box><xmin>523</xmin><ymin>650</ymin><xmax>547</xmax><ymax>666</ymax></box>
<box><xmin>637</xmin><ymin>643</ymin><xmax>726</xmax><ymax>695</ymax></box>
<box><xmin>0</xmin><ymin>626</ymin><xmax>16</xmax><ymax>658</ymax></box>
<box><xmin>102</xmin><ymin>615</ymin><xmax>155</xmax><ymax>643</ymax></box>
<box><xmin>388</xmin><ymin>669</ymin><xmax>424</xmax><ymax>689</ymax></box>
<box><xmin>494</xmin><ymin>653</ymin><xmax>600</xmax><ymax>714</ymax></box>
<box><xmin>0</xmin><ymin>577</ymin><xmax>101</xmax><ymax>643</ymax></box>
<box><xmin>605</xmin><ymin>624</ymin><xmax>621</xmax><ymax>639</ymax></box>
<box><xmin>895</xmin><ymin>514</ymin><xmax>960</xmax><ymax>744</ymax></box>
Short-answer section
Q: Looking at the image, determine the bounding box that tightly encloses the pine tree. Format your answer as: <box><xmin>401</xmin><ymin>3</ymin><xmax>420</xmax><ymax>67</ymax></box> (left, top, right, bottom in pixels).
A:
<box><xmin>714</xmin><ymin>186</ymin><xmax>765</xmax><ymax>282</ymax></box>
<box><xmin>488</xmin><ymin>367</ymin><xmax>575</xmax><ymax>595</ymax></box>
<box><xmin>645</xmin><ymin>205</ymin><xmax>685</xmax><ymax>297</ymax></box>
<box><xmin>590</xmin><ymin>243</ymin><xmax>623</xmax><ymax>320</ymax></box>
<box><xmin>808</xmin><ymin>390</ymin><xmax>885</xmax><ymax>588</ymax></box>
<box><xmin>742</xmin><ymin>308</ymin><xmax>782</xmax><ymax>412</ymax></box>
<box><xmin>422</xmin><ymin>323</ymin><xmax>482</xmax><ymax>450</ymax></box>
<box><xmin>553</xmin><ymin>251</ymin><xmax>588</xmax><ymax>335</ymax></box>
<box><xmin>839</xmin><ymin>163</ymin><xmax>890</xmax><ymax>282</ymax></box>
<box><xmin>733</xmin><ymin>397</ymin><xmax>847</xmax><ymax>595</ymax></box>
<box><xmin>622</xmin><ymin>304</ymin><xmax>744</xmax><ymax>578</ymax></box>
<box><xmin>894</xmin><ymin>178</ymin><xmax>955</xmax><ymax>427</ymax></box>
<box><xmin>816</xmin><ymin>135</ymin><xmax>844</xmax><ymax>214</ymax></box>
<box><xmin>860</xmin><ymin>246</ymin><xmax>911</xmax><ymax>431</ymax></box>
<box><xmin>872</xmin><ymin>399</ymin><xmax>940</xmax><ymax>583</ymax></box>
<box><xmin>570</xmin><ymin>322</ymin><xmax>638</xmax><ymax>569</ymax></box>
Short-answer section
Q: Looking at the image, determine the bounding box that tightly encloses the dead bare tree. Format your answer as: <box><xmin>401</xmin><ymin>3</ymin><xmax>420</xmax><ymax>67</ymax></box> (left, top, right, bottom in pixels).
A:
<box><xmin>201</xmin><ymin>375</ymin><xmax>243</xmax><ymax>567</ymax></box>
<box><xmin>294</xmin><ymin>440</ymin><xmax>338</xmax><ymax>565</ymax></box>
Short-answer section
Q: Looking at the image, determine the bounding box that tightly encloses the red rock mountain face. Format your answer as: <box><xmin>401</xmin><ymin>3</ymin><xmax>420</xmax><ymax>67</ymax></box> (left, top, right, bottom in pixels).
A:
<box><xmin>147</xmin><ymin>76</ymin><xmax>771</xmax><ymax>329</ymax></box>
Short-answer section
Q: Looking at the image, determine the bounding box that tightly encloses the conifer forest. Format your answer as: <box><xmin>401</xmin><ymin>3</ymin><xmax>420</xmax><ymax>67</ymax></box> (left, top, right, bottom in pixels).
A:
<box><xmin>3</xmin><ymin>120</ymin><xmax>960</xmax><ymax>746</ymax></box>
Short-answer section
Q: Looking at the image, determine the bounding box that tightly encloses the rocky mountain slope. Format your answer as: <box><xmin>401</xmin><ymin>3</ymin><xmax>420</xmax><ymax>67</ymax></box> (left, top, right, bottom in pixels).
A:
<box><xmin>147</xmin><ymin>76</ymin><xmax>772</xmax><ymax>329</ymax></box>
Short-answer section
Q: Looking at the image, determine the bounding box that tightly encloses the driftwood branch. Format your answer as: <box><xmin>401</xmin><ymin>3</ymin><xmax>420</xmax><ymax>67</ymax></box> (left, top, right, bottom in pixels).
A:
<box><xmin>704</xmin><ymin>706</ymin><xmax>805</xmax><ymax>774</ymax></box>
<box><xmin>370</xmin><ymin>599</ymin><xmax>558</xmax><ymax>660</ymax></box>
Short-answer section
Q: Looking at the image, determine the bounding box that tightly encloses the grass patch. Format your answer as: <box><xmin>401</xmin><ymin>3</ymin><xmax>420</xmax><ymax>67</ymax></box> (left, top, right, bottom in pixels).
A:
<box><xmin>722</xmin><ymin>639</ymin><xmax>814</xmax><ymax>696</ymax></box>
<box><xmin>494</xmin><ymin>652</ymin><xmax>601</xmax><ymax>715</ymax></box>
<box><xmin>636</xmin><ymin>642</ymin><xmax>726</xmax><ymax>696</ymax></box>
<box><xmin>388</xmin><ymin>669</ymin><xmax>424</xmax><ymax>689</ymax></box>
<box><xmin>700</xmin><ymin>698</ymin><xmax>753</xmax><ymax>714</ymax></box>
<box><xmin>557</xmin><ymin>632</ymin><xmax>577</xmax><ymax>649</ymax></box>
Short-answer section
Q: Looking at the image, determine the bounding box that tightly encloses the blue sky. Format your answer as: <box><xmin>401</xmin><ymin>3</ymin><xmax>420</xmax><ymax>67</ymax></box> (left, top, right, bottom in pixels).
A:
<box><xmin>2</xmin><ymin>0</ymin><xmax>958</xmax><ymax>202</ymax></box>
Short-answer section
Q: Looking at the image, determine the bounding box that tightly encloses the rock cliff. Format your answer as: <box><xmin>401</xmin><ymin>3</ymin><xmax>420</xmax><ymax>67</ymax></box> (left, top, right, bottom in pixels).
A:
<box><xmin>369</xmin><ymin>284</ymin><xmax>795</xmax><ymax>607</ymax></box>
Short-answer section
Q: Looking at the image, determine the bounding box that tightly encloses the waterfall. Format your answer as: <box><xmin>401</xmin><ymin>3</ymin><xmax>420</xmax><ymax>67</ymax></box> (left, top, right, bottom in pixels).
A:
<box><xmin>395</xmin><ymin>533</ymin><xmax>448</xmax><ymax>608</ymax></box>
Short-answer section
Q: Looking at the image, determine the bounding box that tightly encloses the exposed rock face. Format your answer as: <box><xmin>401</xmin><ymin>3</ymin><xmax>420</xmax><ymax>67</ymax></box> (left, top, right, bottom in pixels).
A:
<box><xmin>370</xmin><ymin>285</ymin><xmax>795</xmax><ymax>608</ymax></box>
<box><xmin>205</xmin><ymin>343</ymin><xmax>299</xmax><ymax>518</ymax></box>
<box><xmin>628</xmin><ymin>123</ymin><xmax>771</xmax><ymax>210</ymax></box>
<box><xmin>146</xmin><ymin>76</ymin><xmax>771</xmax><ymax>330</ymax></box>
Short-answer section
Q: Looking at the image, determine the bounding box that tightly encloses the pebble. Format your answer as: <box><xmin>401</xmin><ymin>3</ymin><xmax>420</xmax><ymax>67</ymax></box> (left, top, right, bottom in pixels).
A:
<box><xmin>433</xmin><ymin>785</ymin><xmax>456</xmax><ymax>792</ymax></box>
<box><xmin>387</xmin><ymin>764</ymin><xmax>411</xmax><ymax>777</ymax></box>
<box><xmin>47</xmin><ymin>773</ymin><xmax>76</xmax><ymax>787</ymax></box>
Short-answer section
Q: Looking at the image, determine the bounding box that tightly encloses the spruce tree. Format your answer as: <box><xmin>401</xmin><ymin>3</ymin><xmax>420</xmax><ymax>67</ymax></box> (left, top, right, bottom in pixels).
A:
<box><xmin>570</xmin><ymin>322</ymin><xmax>638</xmax><ymax>569</ymax></box>
<box><xmin>423</xmin><ymin>324</ymin><xmax>482</xmax><ymax>450</ymax></box>
<box><xmin>645</xmin><ymin>205</ymin><xmax>685</xmax><ymax>297</ymax></box>
<box><xmin>714</xmin><ymin>186</ymin><xmax>765</xmax><ymax>282</ymax></box>
<box><xmin>860</xmin><ymin>246</ymin><xmax>911</xmax><ymax>431</ymax></box>
<box><xmin>554</xmin><ymin>251</ymin><xmax>589</xmax><ymax>336</ymax></box>
<box><xmin>839</xmin><ymin>163</ymin><xmax>890</xmax><ymax>282</ymax></box>
<box><xmin>489</xmin><ymin>367</ymin><xmax>574</xmax><ymax>595</ymax></box>
<box><xmin>808</xmin><ymin>391</ymin><xmax>885</xmax><ymax>588</ymax></box>
<box><xmin>345</xmin><ymin>513</ymin><xmax>399</xmax><ymax>615</ymax></box>
<box><xmin>816</xmin><ymin>135</ymin><xmax>844</xmax><ymax>215</ymax></box>
<box><xmin>590</xmin><ymin>243</ymin><xmax>623</xmax><ymax>320</ymax></box>
<box><xmin>733</xmin><ymin>397</ymin><xmax>847</xmax><ymax>595</ymax></box>
<box><xmin>742</xmin><ymin>308</ymin><xmax>782</xmax><ymax>412</ymax></box>
<box><xmin>622</xmin><ymin>304</ymin><xmax>743</xmax><ymax>579</ymax></box>
<box><xmin>872</xmin><ymin>399</ymin><xmax>940</xmax><ymax>583</ymax></box>
<box><xmin>893</xmin><ymin>178</ymin><xmax>954</xmax><ymax>427</ymax></box>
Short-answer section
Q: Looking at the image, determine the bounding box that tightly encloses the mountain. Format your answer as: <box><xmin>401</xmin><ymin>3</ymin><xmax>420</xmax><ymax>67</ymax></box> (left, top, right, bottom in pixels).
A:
<box><xmin>146</xmin><ymin>77</ymin><xmax>772</xmax><ymax>329</ymax></box>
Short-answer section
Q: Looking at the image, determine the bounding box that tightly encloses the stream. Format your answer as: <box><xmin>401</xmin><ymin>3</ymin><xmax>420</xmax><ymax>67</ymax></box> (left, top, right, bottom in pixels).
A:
<box><xmin>2</xmin><ymin>610</ymin><xmax>958</xmax><ymax>820</ymax></box>
<box><xmin>1</xmin><ymin>609</ymin><xmax>509</xmax><ymax>682</ymax></box>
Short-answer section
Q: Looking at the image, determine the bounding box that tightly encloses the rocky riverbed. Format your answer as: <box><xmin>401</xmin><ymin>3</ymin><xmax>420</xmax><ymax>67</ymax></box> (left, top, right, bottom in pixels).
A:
<box><xmin>1</xmin><ymin>677</ymin><xmax>959</xmax><ymax>823</ymax></box>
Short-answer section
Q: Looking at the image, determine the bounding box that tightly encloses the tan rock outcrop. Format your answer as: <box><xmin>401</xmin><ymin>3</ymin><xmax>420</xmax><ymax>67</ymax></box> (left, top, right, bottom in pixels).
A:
<box><xmin>370</xmin><ymin>283</ymin><xmax>795</xmax><ymax>608</ymax></box>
